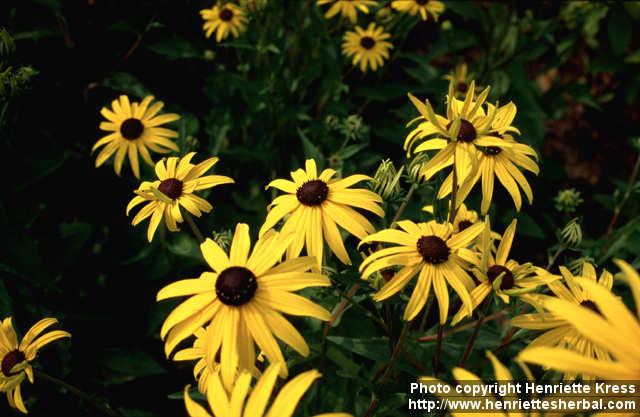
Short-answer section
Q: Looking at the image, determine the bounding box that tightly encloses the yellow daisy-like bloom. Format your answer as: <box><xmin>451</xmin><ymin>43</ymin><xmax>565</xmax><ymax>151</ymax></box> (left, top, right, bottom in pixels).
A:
<box><xmin>93</xmin><ymin>95</ymin><xmax>180</xmax><ymax>178</ymax></box>
<box><xmin>184</xmin><ymin>363</ymin><xmax>351</xmax><ymax>417</ymax></box>
<box><xmin>421</xmin><ymin>351</ymin><xmax>535</xmax><ymax>417</ymax></box>
<box><xmin>359</xmin><ymin>220</ymin><xmax>483</xmax><ymax>322</ymax></box>
<box><xmin>451</xmin><ymin>219</ymin><xmax>556</xmax><ymax>326</ymax></box>
<box><xmin>317</xmin><ymin>0</ymin><xmax>377</xmax><ymax>23</ymax></box>
<box><xmin>126</xmin><ymin>152</ymin><xmax>234</xmax><ymax>242</ymax></box>
<box><xmin>405</xmin><ymin>81</ymin><xmax>515</xmax><ymax>203</ymax></box>
<box><xmin>511</xmin><ymin>263</ymin><xmax>615</xmax><ymax>380</ymax></box>
<box><xmin>173</xmin><ymin>327</ymin><xmax>262</xmax><ymax>394</ymax></box>
<box><xmin>341</xmin><ymin>23</ymin><xmax>393</xmax><ymax>73</ymax></box>
<box><xmin>443</xmin><ymin>62</ymin><xmax>474</xmax><ymax>99</ymax></box>
<box><xmin>0</xmin><ymin>317</ymin><xmax>70</xmax><ymax>414</ymax></box>
<box><xmin>200</xmin><ymin>2</ymin><xmax>248</xmax><ymax>43</ymax></box>
<box><xmin>157</xmin><ymin>224</ymin><xmax>331</xmax><ymax>390</ymax></box>
<box><xmin>391</xmin><ymin>0</ymin><xmax>445</xmax><ymax>21</ymax></box>
<box><xmin>437</xmin><ymin>102</ymin><xmax>540</xmax><ymax>214</ymax></box>
<box><xmin>518</xmin><ymin>259</ymin><xmax>640</xmax><ymax>381</ymax></box>
<box><xmin>261</xmin><ymin>159</ymin><xmax>384</xmax><ymax>269</ymax></box>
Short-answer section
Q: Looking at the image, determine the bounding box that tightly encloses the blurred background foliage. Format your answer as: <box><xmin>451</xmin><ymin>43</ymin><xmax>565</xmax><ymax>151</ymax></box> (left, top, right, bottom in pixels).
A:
<box><xmin>1</xmin><ymin>0</ymin><xmax>640</xmax><ymax>416</ymax></box>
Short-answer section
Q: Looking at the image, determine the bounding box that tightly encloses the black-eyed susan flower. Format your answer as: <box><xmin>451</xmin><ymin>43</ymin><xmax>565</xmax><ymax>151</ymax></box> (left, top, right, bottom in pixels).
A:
<box><xmin>93</xmin><ymin>95</ymin><xmax>180</xmax><ymax>178</ymax></box>
<box><xmin>0</xmin><ymin>317</ymin><xmax>70</xmax><ymax>414</ymax></box>
<box><xmin>173</xmin><ymin>326</ymin><xmax>262</xmax><ymax>394</ymax></box>
<box><xmin>405</xmin><ymin>81</ymin><xmax>514</xmax><ymax>203</ymax></box>
<box><xmin>518</xmin><ymin>259</ymin><xmax>640</xmax><ymax>381</ymax></box>
<box><xmin>317</xmin><ymin>0</ymin><xmax>377</xmax><ymax>23</ymax></box>
<box><xmin>126</xmin><ymin>152</ymin><xmax>234</xmax><ymax>242</ymax></box>
<box><xmin>512</xmin><ymin>263</ymin><xmax>616</xmax><ymax>380</ymax></box>
<box><xmin>200</xmin><ymin>2</ymin><xmax>248</xmax><ymax>43</ymax></box>
<box><xmin>437</xmin><ymin>102</ymin><xmax>539</xmax><ymax>213</ymax></box>
<box><xmin>421</xmin><ymin>351</ymin><xmax>532</xmax><ymax>417</ymax></box>
<box><xmin>157</xmin><ymin>224</ymin><xmax>331</xmax><ymax>390</ymax></box>
<box><xmin>184</xmin><ymin>363</ymin><xmax>352</xmax><ymax>417</ymax></box>
<box><xmin>261</xmin><ymin>159</ymin><xmax>384</xmax><ymax>269</ymax></box>
<box><xmin>450</xmin><ymin>219</ymin><xmax>556</xmax><ymax>326</ymax></box>
<box><xmin>391</xmin><ymin>0</ymin><xmax>445</xmax><ymax>21</ymax></box>
<box><xmin>443</xmin><ymin>62</ymin><xmax>473</xmax><ymax>99</ymax></box>
<box><xmin>359</xmin><ymin>220</ymin><xmax>483</xmax><ymax>322</ymax></box>
<box><xmin>342</xmin><ymin>23</ymin><xmax>393</xmax><ymax>73</ymax></box>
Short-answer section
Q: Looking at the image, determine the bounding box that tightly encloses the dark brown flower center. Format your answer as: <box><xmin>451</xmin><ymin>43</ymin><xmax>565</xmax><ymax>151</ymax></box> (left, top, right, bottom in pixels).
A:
<box><xmin>457</xmin><ymin>220</ymin><xmax>474</xmax><ymax>232</ymax></box>
<box><xmin>120</xmin><ymin>118</ymin><xmax>144</xmax><ymax>140</ymax></box>
<box><xmin>580</xmin><ymin>300</ymin><xmax>601</xmax><ymax>315</ymax></box>
<box><xmin>360</xmin><ymin>36</ymin><xmax>375</xmax><ymax>50</ymax></box>
<box><xmin>381</xmin><ymin>269</ymin><xmax>395</xmax><ymax>282</ymax></box>
<box><xmin>216</xmin><ymin>266</ymin><xmax>257</xmax><ymax>306</ymax></box>
<box><xmin>158</xmin><ymin>178</ymin><xmax>183</xmax><ymax>200</ymax></box>
<box><xmin>416</xmin><ymin>0</ymin><xmax>429</xmax><ymax>4</ymax></box>
<box><xmin>416</xmin><ymin>236</ymin><xmax>450</xmax><ymax>264</ymax></box>
<box><xmin>1</xmin><ymin>350</ymin><xmax>25</xmax><ymax>377</ymax></box>
<box><xmin>487</xmin><ymin>264</ymin><xmax>514</xmax><ymax>290</ymax></box>
<box><xmin>219</xmin><ymin>8</ymin><xmax>233</xmax><ymax>21</ymax></box>
<box><xmin>446</xmin><ymin>119</ymin><xmax>476</xmax><ymax>142</ymax></box>
<box><xmin>457</xmin><ymin>82</ymin><xmax>467</xmax><ymax>92</ymax></box>
<box><xmin>296</xmin><ymin>179</ymin><xmax>329</xmax><ymax>206</ymax></box>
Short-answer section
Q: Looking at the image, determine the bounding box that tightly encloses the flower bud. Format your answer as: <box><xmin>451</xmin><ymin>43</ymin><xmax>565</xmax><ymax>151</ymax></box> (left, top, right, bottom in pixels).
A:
<box><xmin>370</xmin><ymin>159</ymin><xmax>403</xmax><ymax>200</ymax></box>
<box><xmin>554</xmin><ymin>188</ymin><xmax>583</xmax><ymax>213</ymax></box>
<box><xmin>560</xmin><ymin>218</ymin><xmax>582</xmax><ymax>248</ymax></box>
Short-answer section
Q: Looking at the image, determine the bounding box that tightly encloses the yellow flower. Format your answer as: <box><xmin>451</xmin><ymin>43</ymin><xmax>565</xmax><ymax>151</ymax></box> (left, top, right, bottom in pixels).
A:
<box><xmin>173</xmin><ymin>327</ymin><xmax>260</xmax><ymax>394</ymax></box>
<box><xmin>518</xmin><ymin>259</ymin><xmax>640</xmax><ymax>381</ymax></box>
<box><xmin>341</xmin><ymin>23</ymin><xmax>393</xmax><ymax>73</ymax></box>
<box><xmin>126</xmin><ymin>153</ymin><xmax>234</xmax><ymax>242</ymax></box>
<box><xmin>443</xmin><ymin>62</ymin><xmax>473</xmax><ymax>98</ymax></box>
<box><xmin>0</xmin><ymin>317</ymin><xmax>70</xmax><ymax>414</ymax></box>
<box><xmin>391</xmin><ymin>0</ymin><xmax>445</xmax><ymax>21</ymax></box>
<box><xmin>359</xmin><ymin>220</ymin><xmax>483</xmax><ymax>322</ymax></box>
<box><xmin>157</xmin><ymin>224</ymin><xmax>331</xmax><ymax>390</ymax></box>
<box><xmin>405</xmin><ymin>81</ymin><xmax>513</xmax><ymax>200</ymax></box>
<box><xmin>200</xmin><ymin>2</ymin><xmax>248</xmax><ymax>42</ymax></box>
<box><xmin>261</xmin><ymin>159</ymin><xmax>384</xmax><ymax>269</ymax></box>
<box><xmin>421</xmin><ymin>351</ymin><xmax>533</xmax><ymax>417</ymax></box>
<box><xmin>93</xmin><ymin>95</ymin><xmax>180</xmax><ymax>178</ymax></box>
<box><xmin>184</xmin><ymin>362</ymin><xmax>352</xmax><ymax>417</ymax></box>
<box><xmin>317</xmin><ymin>0</ymin><xmax>377</xmax><ymax>23</ymax></box>
<box><xmin>512</xmin><ymin>263</ymin><xmax>616</xmax><ymax>380</ymax></box>
<box><xmin>451</xmin><ymin>219</ymin><xmax>556</xmax><ymax>326</ymax></box>
<box><xmin>437</xmin><ymin>102</ymin><xmax>540</xmax><ymax>213</ymax></box>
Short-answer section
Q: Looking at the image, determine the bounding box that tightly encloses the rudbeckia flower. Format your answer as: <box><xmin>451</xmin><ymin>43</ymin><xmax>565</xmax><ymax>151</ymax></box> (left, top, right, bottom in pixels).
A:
<box><xmin>451</xmin><ymin>219</ymin><xmax>556</xmax><ymax>326</ymax></box>
<box><xmin>262</xmin><ymin>159</ymin><xmax>384</xmax><ymax>269</ymax></box>
<box><xmin>518</xmin><ymin>259</ymin><xmax>640</xmax><ymax>381</ymax></box>
<box><xmin>437</xmin><ymin>102</ymin><xmax>540</xmax><ymax>213</ymax></box>
<box><xmin>342</xmin><ymin>23</ymin><xmax>393</xmax><ymax>73</ymax></box>
<box><xmin>405</xmin><ymin>81</ymin><xmax>515</xmax><ymax>204</ymax></box>
<box><xmin>0</xmin><ymin>317</ymin><xmax>70</xmax><ymax>414</ymax></box>
<box><xmin>316</xmin><ymin>0</ymin><xmax>377</xmax><ymax>23</ymax></box>
<box><xmin>157</xmin><ymin>224</ymin><xmax>331</xmax><ymax>390</ymax></box>
<box><xmin>391</xmin><ymin>0</ymin><xmax>445</xmax><ymax>21</ymax></box>
<box><xmin>93</xmin><ymin>95</ymin><xmax>180</xmax><ymax>178</ymax></box>
<box><xmin>200</xmin><ymin>2</ymin><xmax>248</xmax><ymax>42</ymax></box>
<box><xmin>184</xmin><ymin>362</ymin><xmax>352</xmax><ymax>417</ymax></box>
<box><xmin>126</xmin><ymin>152</ymin><xmax>234</xmax><ymax>242</ymax></box>
<box><xmin>512</xmin><ymin>263</ymin><xmax>616</xmax><ymax>380</ymax></box>
<box><xmin>359</xmin><ymin>220</ymin><xmax>483</xmax><ymax>322</ymax></box>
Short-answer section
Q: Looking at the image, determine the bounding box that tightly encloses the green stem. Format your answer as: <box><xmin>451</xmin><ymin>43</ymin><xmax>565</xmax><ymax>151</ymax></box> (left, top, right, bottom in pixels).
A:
<box><xmin>34</xmin><ymin>369</ymin><xmax>121</xmax><ymax>417</ymax></box>
<box><xmin>389</xmin><ymin>183</ymin><xmax>418</xmax><ymax>228</ymax></box>
<box><xmin>546</xmin><ymin>244</ymin><xmax>566</xmax><ymax>270</ymax></box>
<box><xmin>458</xmin><ymin>299</ymin><xmax>491</xmax><ymax>368</ymax></box>
<box><xmin>604</xmin><ymin>152</ymin><xmax>640</xmax><ymax>238</ymax></box>
<box><xmin>363</xmin><ymin>321</ymin><xmax>411</xmax><ymax>417</ymax></box>
<box><xmin>433</xmin><ymin>323</ymin><xmax>444</xmax><ymax>377</ymax></box>
<box><xmin>183</xmin><ymin>212</ymin><xmax>205</xmax><ymax>244</ymax></box>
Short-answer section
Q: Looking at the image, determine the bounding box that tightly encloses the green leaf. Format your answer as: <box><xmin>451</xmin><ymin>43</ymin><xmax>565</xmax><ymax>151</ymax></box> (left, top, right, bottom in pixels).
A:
<box><xmin>147</xmin><ymin>38</ymin><xmax>200</xmax><ymax>60</ymax></box>
<box><xmin>298</xmin><ymin>128</ymin><xmax>325</xmax><ymax>169</ymax></box>
<box><xmin>607</xmin><ymin>7</ymin><xmax>632</xmax><ymax>55</ymax></box>
<box><xmin>327</xmin><ymin>336</ymin><xmax>390</xmax><ymax>362</ymax></box>
<box><xmin>102</xmin><ymin>72</ymin><xmax>151</xmax><ymax>99</ymax></box>
<box><xmin>99</xmin><ymin>348</ymin><xmax>167</xmax><ymax>385</ymax></box>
